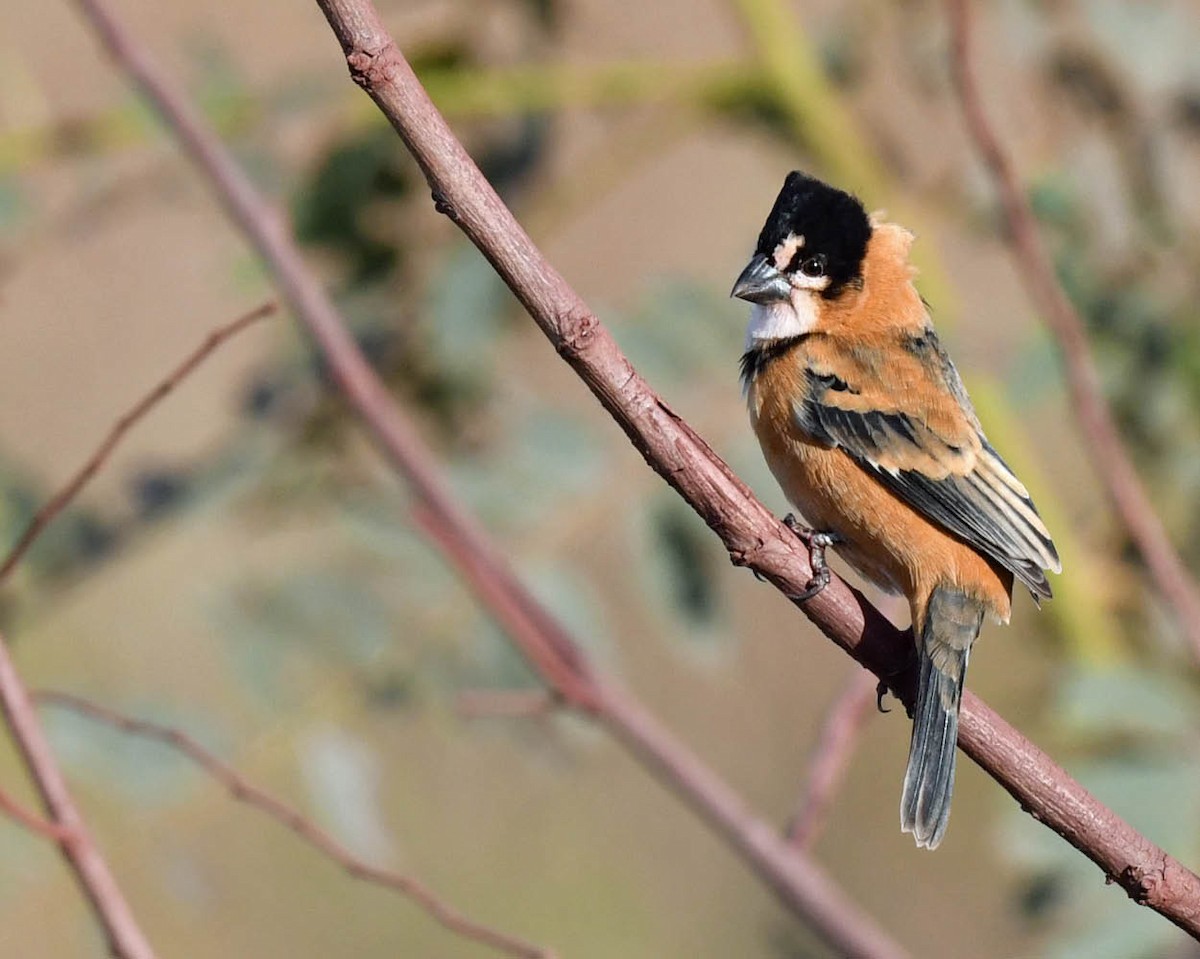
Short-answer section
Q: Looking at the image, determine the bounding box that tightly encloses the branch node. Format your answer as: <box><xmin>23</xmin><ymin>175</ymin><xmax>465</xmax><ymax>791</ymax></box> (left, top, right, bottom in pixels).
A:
<box><xmin>431</xmin><ymin>189</ymin><xmax>459</xmax><ymax>221</ymax></box>
<box><xmin>553</xmin><ymin>310</ymin><xmax>600</xmax><ymax>359</ymax></box>
<box><xmin>346</xmin><ymin>42</ymin><xmax>397</xmax><ymax>91</ymax></box>
<box><xmin>728</xmin><ymin>538</ymin><xmax>767</xmax><ymax>570</ymax></box>
<box><xmin>1120</xmin><ymin>861</ymin><xmax>1169</xmax><ymax>905</ymax></box>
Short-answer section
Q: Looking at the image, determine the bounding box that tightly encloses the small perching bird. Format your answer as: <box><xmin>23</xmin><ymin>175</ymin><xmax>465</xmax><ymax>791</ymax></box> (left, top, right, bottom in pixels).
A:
<box><xmin>732</xmin><ymin>172</ymin><xmax>1060</xmax><ymax>849</ymax></box>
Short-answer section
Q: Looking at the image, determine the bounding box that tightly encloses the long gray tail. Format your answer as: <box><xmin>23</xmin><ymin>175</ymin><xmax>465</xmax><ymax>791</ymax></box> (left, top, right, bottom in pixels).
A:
<box><xmin>900</xmin><ymin>587</ymin><xmax>985</xmax><ymax>850</ymax></box>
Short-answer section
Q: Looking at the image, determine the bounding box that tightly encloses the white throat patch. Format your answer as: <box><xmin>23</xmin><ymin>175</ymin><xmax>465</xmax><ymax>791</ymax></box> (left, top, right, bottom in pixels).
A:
<box><xmin>744</xmin><ymin>294</ymin><xmax>819</xmax><ymax>349</ymax></box>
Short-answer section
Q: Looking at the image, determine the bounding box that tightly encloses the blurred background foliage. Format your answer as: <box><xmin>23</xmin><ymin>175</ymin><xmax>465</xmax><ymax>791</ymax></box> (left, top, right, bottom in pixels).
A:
<box><xmin>1</xmin><ymin>0</ymin><xmax>1199</xmax><ymax>956</ymax></box>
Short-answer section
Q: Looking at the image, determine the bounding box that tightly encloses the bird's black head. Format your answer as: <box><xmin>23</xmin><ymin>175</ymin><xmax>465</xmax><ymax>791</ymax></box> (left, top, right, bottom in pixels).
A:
<box><xmin>733</xmin><ymin>172</ymin><xmax>872</xmax><ymax>303</ymax></box>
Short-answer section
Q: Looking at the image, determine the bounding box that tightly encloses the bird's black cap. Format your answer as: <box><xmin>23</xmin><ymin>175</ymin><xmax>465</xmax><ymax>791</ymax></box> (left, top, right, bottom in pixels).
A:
<box><xmin>754</xmin><ymin>172</ymin><xmax>872</xmax><ymax>297</ymax></box>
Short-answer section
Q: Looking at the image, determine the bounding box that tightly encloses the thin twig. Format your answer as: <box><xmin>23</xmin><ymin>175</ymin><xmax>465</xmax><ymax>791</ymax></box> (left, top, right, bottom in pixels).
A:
<box><xmin>0</xmin><ymin>300</ymin><xmax>277</xmax><ymax>585</ymax></box>
<box><xmin>66</xmin><ymin>2</ymin><xmax>908</xmax><ymax>956</ymax></box>
<box><xmin>786</xmin><ymin>668</ymin><xmax>878</xmax><ymax>850</ymax></box>
<box><xmin>946</xmin><ymin>0</ymin><xmax>1200</xmax><ymax>660</ymax></box>
<box><xmin>0</xmin><ymin>634</ymin><xmax>155</xmax><ymax>959</ymax></box>
<box><xmin>36</xmin><ymin>691</ymin><xmax>553</xmax><ymax>959</ymax></box>
<box><xmin>0</xmin><ymin>784</ymin><xmax>72</xmax><ymax>842</ymax></box>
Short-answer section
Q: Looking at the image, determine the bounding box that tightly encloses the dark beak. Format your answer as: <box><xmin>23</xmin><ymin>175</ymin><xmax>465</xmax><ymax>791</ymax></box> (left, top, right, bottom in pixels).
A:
<box><xmin>731</xmin><ymin>254</ymin><xmax>790</xmax><ymax>304</ymax></box>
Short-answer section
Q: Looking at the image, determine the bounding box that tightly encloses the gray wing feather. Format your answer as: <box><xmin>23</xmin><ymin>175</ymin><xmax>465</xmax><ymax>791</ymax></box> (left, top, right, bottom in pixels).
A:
<box><xmin>795</xmin><ymin>376</ymin><xmax>1060</xmax><ymax>600</ymax></box>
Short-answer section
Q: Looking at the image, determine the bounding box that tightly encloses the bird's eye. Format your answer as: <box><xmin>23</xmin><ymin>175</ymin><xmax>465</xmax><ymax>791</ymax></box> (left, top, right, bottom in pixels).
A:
<box><xmin>799</xmin><ymin>256</ymin><xmax>826</xmax><ymax>278</ymax></box>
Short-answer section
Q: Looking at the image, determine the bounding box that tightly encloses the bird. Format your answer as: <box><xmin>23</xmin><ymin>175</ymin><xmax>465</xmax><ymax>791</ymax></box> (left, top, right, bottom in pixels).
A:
<box><xmin>731</xmin><ymin>171</ymin><xmax>1060</xmax><ymax>849</ymax></box>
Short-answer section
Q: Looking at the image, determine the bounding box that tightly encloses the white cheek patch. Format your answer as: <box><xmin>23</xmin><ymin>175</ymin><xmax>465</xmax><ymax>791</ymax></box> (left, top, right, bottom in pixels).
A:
<box><xmin>745</xmin><ymin>293</ymin><xmax>819</xmax><ymax>348</ymax></box>
<box><xmin>789</xmin><ymin>271</ymin><xmax>831</xmax><ymax>294</ymax></box>
<box><xmin>772</xmin><ymin>233</ymin><xmax>832</xmax><ymax>294</ymax></box>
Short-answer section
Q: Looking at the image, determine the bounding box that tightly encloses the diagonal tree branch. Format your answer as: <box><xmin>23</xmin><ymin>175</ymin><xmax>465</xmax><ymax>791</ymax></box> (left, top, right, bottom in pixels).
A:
<box><xmin>945</xmin><ymin>0</ymin><xmax>1200</xmax><ymax>660</ymax></box>
<box><xmin>308</xmin><ymin>2</ymin><xmax>1200</xmax><ymax>937</ymax></box>
<box><xmin>66</xmin><ymin>1</ymin><xmax>908</xmax><ymax>956</ymax></box>
<box><xmin>67</xmin><ymin>0</ymin><xmax>1200</xmax><ymax>942</ymax></box>
<box><xmin>0</xmin><ymin>633</ymin><xmax>156</xmax><ymax>959</ymax></box>
<box><xmin>36</xmin><ymin>691</ymin><xmax>554</xmax><ymax>959</ymax></box>
<box><xmin>0</xmin><ymin>300</ymin><xmax>277</xmax><ymax>586</ymax></box>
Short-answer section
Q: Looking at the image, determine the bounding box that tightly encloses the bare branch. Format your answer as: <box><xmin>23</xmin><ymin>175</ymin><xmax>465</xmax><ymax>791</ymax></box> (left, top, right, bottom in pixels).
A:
<box><xmin>63</xmin><ymin>2</ymin><xmax>910</xmax><ymax>955</ymax></box>
<box><xmin>787</xmin><ymin>667</ymin><xmax>878</xmax><ymax>850</ymax></box>
<box><xmin>36</xmin><ymin>691</ymin><xmax>554</xmax><ymax>959</ymax></box>
<box><xmin>311</xmin><ymin>1</ymin><xmax>1200</xmax><ymax>937</ymax></box>
<box><xmin>67</xmin><ymin>0</ymin><xmax>1200</xmax><ymax>943</ymax></box>
<box><xmin>945</xmin><ymin>0</ymin><xmax>1200</xmax><ymax>659</ymax></box>
<box><xmin>0</xmin><ymin>784</ymin><xmax>71</xmax><ymax>842</ymax></box>
<box><xmin>312</xmin><ymin>2</ymin><xmax>1200</xmax><ymax>937</ymax></box>
<box><xmin>0</xmin><ymin>300</ymin><xmax>277</xmax><ymax>585</ymax></box>
<box><xmin>0</xmin><ymin>253</ymin><xmax>273</xmax><ymax>959</ymax></box>
<box><xmin>414</xmin><ymin>483</ymin><xmax>908</xmax><ymax>959</ymax></box>
<box><xmin>0</xmin><ymin>634</ymin><xmax>155</xmax><ymax>959</ymax></box>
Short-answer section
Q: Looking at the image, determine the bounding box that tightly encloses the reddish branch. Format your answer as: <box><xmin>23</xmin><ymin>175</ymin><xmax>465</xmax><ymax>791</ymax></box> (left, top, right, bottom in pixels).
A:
<box><xmin>0</xmin><ymin>784</ymin><xmax>71</xmax><ymax>842</ymax></box>
<box><xmin>413</xmin><ymin>503</ymin><xmax>908</xmax><ymax>959</ymax></box>
<box><xmin>0</xmin><ymin>302</ymin><xmax>273</xmax><ymax>957</ymax></box>
<box><xmin>2</xmin><ymin>175</ymin><xmax>541</xmax><ymax>959</ymax></box>
<box><xmin>67</xmin><ymin>1</ymin><xmax>907</xmax><ymax>957</ymax></box>
<box><xmin>946</xmin><ymin>0</ymin><xmax>1200</xmax><ymax>659</ymax></box>
<box><xmin>0</xmin><ymin>635</ymin><xmax>156</xmax><ymax>959</ymax></box>
<box><xmin>787</xmin><ymin>667</ymin><xmax>878</xmax><ymax>850</ymax></box>
<box><xmin>0</xmin><ymin>300</ymin><xmax>277</xmax><ymax>585</ymax></box>
<box><xmin>67</xmin><ymin>0</ymin><xmax>1200</xmax><ymax>944</ymax></box>
<box><xmin>36</xmin><ymin>692</ymin><xmax>553</xmax><ymax>959</ymax></box>
<box><xmin>310</xmin><ymin>2</ymin><xmax>1200</xmax><ymax>938</ymax></box>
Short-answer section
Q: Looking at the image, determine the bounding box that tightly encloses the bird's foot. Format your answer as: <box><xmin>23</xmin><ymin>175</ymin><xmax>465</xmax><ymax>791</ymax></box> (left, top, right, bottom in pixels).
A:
<box><xmin>781</xmin><ymin>514</ymin><xmax>841</xmax><ymax>602</ymax></box>
<box><xmin>875</xmin><ymin>646</ymin><xmax>919</xmax><ymax>715</ymax></box>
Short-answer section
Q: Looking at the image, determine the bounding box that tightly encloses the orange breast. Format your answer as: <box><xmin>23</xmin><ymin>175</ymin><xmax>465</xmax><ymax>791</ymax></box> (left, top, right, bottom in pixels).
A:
<box><xmin>747</xmin><ymin>361</ymin><xmax>1013</xmax><ymax>628</ymax></box>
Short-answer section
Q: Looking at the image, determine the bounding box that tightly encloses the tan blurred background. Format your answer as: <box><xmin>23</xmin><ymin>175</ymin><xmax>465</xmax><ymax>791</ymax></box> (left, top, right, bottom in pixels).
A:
<box><xmin>2</xmin><ymin>0</ymin><xmax>1200</xmax><ymax>956</ymax></box>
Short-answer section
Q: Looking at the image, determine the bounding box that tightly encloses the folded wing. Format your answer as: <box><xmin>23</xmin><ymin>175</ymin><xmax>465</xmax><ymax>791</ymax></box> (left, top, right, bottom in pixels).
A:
<box><xmin>794</xmin><ymin>336</ymin><xmax>1061</xmax><ymax>599</ymax></box>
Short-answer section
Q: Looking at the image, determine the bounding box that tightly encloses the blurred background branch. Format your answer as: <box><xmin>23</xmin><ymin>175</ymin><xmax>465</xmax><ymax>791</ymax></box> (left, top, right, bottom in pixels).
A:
<box><xmin>0</xmin><ymin>632</ymin><xmax>155</xmax><ymax>959</ymax></box>
<box><xmin>785</xmin><ymin>666</ymin><xmax>878</xmax><ymax>852</ymax></box>
<box><xmin>947</xmin><ymin>0</ymin><xmax>1200</xmax><ymax>661</ymax></box>
<box><xmin>0</xmin><ymin>783</ymin><xmax>70</xmax><ymax>842</ymax></box>
<box><xmin>37</xmin><ymin>690</ymin><xmax>555</xmax><ymax>959</ymax></box>
<box><xmin>0</xmin><ymin>300</ymin><xmax>283</xmax><ymax>959</ymax></box>
<box><xmin>310</xmin><ymin>1</ymin><xmax>1200</xmax><ymax>940</ymax></box>
<box><xmin>2</xmin><ymin>0</ymin><xmax>1199</xmax><ymax>956</ymax></box>
<box><xmin>61</xmin><ymin>0</ymin><xmax>909</xmax><ymax>955</ymax></box>
<box><xmin>0</xmin><ymin>301</ymin><xmax>276</xmax><ymax>585</ymax></box>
